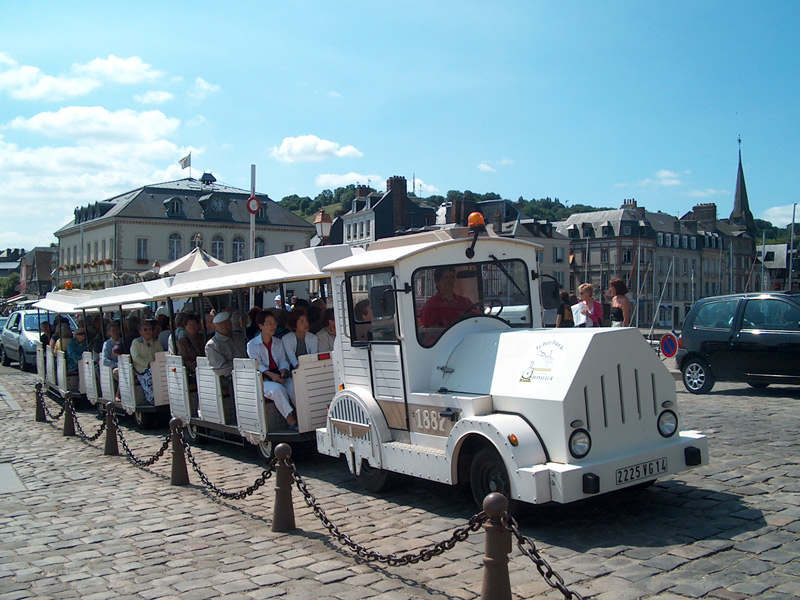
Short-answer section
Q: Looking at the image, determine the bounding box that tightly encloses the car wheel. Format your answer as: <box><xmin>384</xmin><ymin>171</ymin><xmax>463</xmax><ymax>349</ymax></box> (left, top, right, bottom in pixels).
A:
<box><xmin>18</xmin><ymin>351</ymin><xmax>27</xmax><ymax>372</ymax></box>
<box><xmin>748</xmin><ymin>382</ymin><xmax>770</xmax><ymax>390</ymax></box>
<box><xmin>0</xmin><ymin>345</ymin><xmax>10</xmax><ymax>367</ymax></box>
<box><xmin>682</xmin><ymin>358</ymin><xmax>715</xmax><ymax>394</ymax></box>
<box><xmin>355</xmin><ymin>458</ymin><xmax>393</xmax><ymax>492</ymax></box>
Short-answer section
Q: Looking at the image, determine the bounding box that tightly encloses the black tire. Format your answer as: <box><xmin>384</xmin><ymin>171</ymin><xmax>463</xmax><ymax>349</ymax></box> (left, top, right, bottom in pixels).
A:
<box><xmin>97</xmin><ymin>401</ymin><xmax>106</xmax><ymax>417</ymax></box>
<box><xmin>0</xmin><ymin>345</ymin><xmax>10</xmax><ymax>367</ymax></box>
<box><xmin>255</xmin><ymin>440</ymin><xmax>273</xmax><ymax>461</ymax></box>
<box><xmin>469</xmin><ymin>447</ymin><xmax>513</xmax><ymax>509</ymax></box>
<box><xmin>18</xmin><ymin>351</ymin><xmax>27</xmax><ymax>372</ymax></box>
<box><xmin>748</xmin><ymin>382</ymin><xmax>770</xmax><ymax>390</ymax></box>
<box><xmin>134</xmin><ymin>410</ymin><xmax>154</xmax><ymax>429</ymax></box>
<box><xmin>183</xmin><ymin>422</ymin><xmax>203</xmax><ymax>444</ymax></box>
<box><xmin>682</xmin><ymin>358</ymin><xmax>715</xmax><ymax>394</ymax></box>
<box><xmin>355</xmin><ymin>459</ymin><xmax>392</xmax><ymax>492</ymax></box>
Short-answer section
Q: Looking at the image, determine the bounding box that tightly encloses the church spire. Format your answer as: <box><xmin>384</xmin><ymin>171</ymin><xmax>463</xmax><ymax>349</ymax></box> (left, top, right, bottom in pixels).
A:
<box><xmin>730</xmin><ymin>136</ymin><xmax>755</xmax><ymax>232</ymax></box>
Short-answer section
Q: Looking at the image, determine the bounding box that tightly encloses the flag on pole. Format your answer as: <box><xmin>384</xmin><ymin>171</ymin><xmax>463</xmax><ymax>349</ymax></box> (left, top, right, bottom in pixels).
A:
<box><xmin>179</xmin><ymin>153</ymin><xmax>191</xmax><ymax>169</ymax></box>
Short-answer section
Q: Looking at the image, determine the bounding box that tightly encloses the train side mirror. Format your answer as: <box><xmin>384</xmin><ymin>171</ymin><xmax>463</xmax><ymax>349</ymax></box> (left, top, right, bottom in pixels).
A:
<box><xmin>540</xmin><ymin>279</ymin><xmax>560</xmax><ymax>311</ymax></box>
<box><xmin>369</xmin><ymin>285</ymin><xmax>396</xmax><ymax>318</ymax></box>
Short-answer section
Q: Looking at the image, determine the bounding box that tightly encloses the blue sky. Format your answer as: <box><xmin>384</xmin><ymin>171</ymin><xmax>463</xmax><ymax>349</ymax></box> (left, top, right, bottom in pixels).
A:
<box><xmin>2</xmin><ymin>1</ymin><xmax>799</xmax><ymax>250</ymax></box>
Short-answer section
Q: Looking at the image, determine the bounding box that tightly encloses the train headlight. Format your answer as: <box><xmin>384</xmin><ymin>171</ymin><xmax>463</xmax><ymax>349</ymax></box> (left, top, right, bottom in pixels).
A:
<box><xmin>569</xmin><ymin>429</ymin><xmax>591</xmax><ymax>459</ymax></box>
<box><xmin>657</xmin><ymin>410</ymin><xmax>678</xmax><ymax>438</ymax></box>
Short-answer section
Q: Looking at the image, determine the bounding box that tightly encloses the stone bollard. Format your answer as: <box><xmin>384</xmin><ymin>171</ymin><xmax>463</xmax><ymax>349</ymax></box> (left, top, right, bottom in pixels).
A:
<box><xmin>103</xmin><ymin>402</ymin><xmax>119</xmax><ymax>456</ymax></box>
<box><xmin>271</xmin><ymin>443</ymin><xmax>296</xmax><ymax>532</ymax></box>
<box><xmin>34</xmin><ymin>383</ymin><xmax>46</xmax><ymax>422</ymax></box>
<box><xmin>481</xmin><ymin>493</ymin><xmax>512</xmax><ymax>600</ymax></box>
<box><xmin>62</xmin><ymin>395</ymin><xmax>76</xmax><ymax>437</ymax></box>
<box><xmin>170</xmin><ymin>417</ymin><xmax>190</xmax><ymax>486</ymax></box>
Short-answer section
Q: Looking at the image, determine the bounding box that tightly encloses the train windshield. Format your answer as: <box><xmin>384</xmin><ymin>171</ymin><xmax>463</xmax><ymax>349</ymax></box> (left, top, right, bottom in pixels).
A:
<box><xmin>412</xmin><ymin>258</ymin><xmax>532</xmax><ymax>348</ymax></box>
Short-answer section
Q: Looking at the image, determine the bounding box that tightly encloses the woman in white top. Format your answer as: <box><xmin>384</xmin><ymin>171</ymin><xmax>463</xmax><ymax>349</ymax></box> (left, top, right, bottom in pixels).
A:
<box><xmin>245</xmin><ymin>310</ymin><xmax>297</xmax><ymax>429</ymax></box>
<box><xmin>281</xmin><ymin>309</ymin><xmax>319</xmax><ymax>369</ymax></box>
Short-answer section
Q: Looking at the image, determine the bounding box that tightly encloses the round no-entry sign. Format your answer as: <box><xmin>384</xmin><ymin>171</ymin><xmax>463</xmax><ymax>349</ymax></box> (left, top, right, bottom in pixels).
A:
<box><xmin>660</xmin><ymin>333</ymin><xmax>678</xmax><ymax>358</ymax></box>
<box><xmin>246</xmin><ymin>196</ymin><xmax>261</xmax><ymax>214</ymax></box>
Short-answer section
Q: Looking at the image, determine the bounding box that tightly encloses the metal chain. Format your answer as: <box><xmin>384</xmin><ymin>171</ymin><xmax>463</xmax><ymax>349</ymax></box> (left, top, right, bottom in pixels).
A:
<box><xmin>502</xmin><ymin>514</ymin><xmax>584</xmax><ymax>600</ymax></box>
<box><xmin>287</xmin><ymin>457</ymin><xmax>487</xmax><ymax>566</ymax></box>
<box><xmin>110</xmin><ymin>409</ymin><xmax>171</xmax><ymax>467</ymax></box>
<box><xmin>179</xmin><ymin>436</ymin><xmax>277</xmax><ymax>500</ymax></box>
<box><xmin>37</xmin><ymin>386</ymin><xmax>65</xmax><ymax>420</ymax></box>
<box><xmin>70</xmin><ymin>401</ymin><xmax>107</xmax><ymax>442</ymax></box>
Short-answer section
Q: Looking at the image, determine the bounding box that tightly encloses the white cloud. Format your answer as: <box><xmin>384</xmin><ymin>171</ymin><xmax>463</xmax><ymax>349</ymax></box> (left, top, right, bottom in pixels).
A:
<box><xmin>0</xmin><ymin>52</ymin><xmax>16</xmax><ymax>67</ymax></box>
<box><xmin>271</xmin><ymin>135</ymin><xmax>363</xmax><ymax>163</ymax></box>
<box><xmin>687</xmin><ymin>188</ymin><xmax>727</xmax><ymax>198</ymax></box>
<box><xmin>0</xmin><ymin>64</ymin><xmax>100</xmax><ymax>101</ymax></box>
<box><xmin>315</xmin><ymin>172</ymin><xmax>383</xmax><ymax>189</ymax></box>
<box><xmin>761</xmin><ymin>205</ymin><xmax>798</xmax><ymax>228</ymax></box>
<box><xmin>72</xmin><ymin>55</ymin><xmax>163</xmax><ymax>84</ymax></box>
<box><xmin>134</xmin><ymin>90</ymin><xmax>174</xmax><ymax>105</ymax></box>
<box><xmin>478</xmin><ymin>163</ymin><xmax>496</xmax><ymax>173</ymax></box>
<box><xmin>186</xmin><ymin>115</ymin><xmax>206</xmax><ymax>127</ymax></box>
<box><xmin>188</xmin><ymin>77</ymin><xmax>220</xmax><ymax>100</ymax></box>
<box><xmin>413</xmin><ymin>178</ymin><xmax>439</xmax><ymax>195</ymax></box>
<box><xmin>639</xmin><ymin>169</ymin><xmax>690</xmax><ymax>187</ymax></box>
<box><xmin>9</xmin><ymin>106</ymin><xmax>180</xmax><ymax>143</ymax></box>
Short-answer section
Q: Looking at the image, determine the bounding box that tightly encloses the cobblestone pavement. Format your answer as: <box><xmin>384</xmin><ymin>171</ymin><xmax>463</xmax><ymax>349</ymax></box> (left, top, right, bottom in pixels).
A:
<box><xmin>0</xmin><ymin>364</ymin><xmax>798</xmax><ymax>600</ymax></box>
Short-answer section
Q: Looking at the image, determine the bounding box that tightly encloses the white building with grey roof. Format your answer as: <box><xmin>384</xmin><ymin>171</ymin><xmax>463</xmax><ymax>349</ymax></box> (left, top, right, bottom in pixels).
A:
<box><xmin>54</xmin><ymin>175</ymin><xmax>314</xmax><ymax>289</ymax></box>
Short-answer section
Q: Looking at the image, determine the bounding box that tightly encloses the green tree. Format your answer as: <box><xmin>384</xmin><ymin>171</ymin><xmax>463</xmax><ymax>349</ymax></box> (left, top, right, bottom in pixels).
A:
<box><xmin>1</xmin><ymin>273</ymin><xmax>20</xmax><ymax>298</ymax></box>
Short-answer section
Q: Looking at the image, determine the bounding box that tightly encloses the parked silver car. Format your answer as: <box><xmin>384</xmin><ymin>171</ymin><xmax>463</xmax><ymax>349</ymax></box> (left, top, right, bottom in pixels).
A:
<box><xmin>0</xmin><ymin>310</ymin><xmax>75</xmax><ymax>371</ymax></box>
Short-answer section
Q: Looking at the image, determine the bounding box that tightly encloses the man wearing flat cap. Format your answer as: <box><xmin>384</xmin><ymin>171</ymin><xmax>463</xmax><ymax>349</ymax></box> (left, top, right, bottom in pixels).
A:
<box><xmin>204</xmin><ymin>311</ymin><xmax>248</xmax><ymax>423</ymax></box>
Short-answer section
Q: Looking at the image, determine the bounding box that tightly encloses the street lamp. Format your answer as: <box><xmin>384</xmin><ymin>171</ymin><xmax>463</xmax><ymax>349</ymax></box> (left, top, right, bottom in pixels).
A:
<box><xmin>314</xmin><ymin>210</ymin><xmax>332</xmax><ymax>245</ymax></box>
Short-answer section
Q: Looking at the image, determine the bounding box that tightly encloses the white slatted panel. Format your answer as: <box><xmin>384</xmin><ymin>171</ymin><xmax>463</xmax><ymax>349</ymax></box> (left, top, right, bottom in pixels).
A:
<box><xmin>45</xmin><ymin>347</ymin><xmax>56</xmax><ymax>386</ymax></box>
<box><xmin>371</xmin><ymin>345</ymin><xmax>404</xmax><ymax>402</ymax></box>
<box><xmin>36</xmin><ymin>343</ymin><xmax>45</xmax><ymax>383</ymax></box>
<box><xmin>82</xmin><ymin>352</ymin><xmax>99</xmax><ymax>405</ymax></box>
<box><xmin>151</xmin><ymin>352</ymin><xmax>169</xmax><ymax>407</ymax></box>
<box><xmin>195</xmin><ymin>358</ymin><xmax>224</xmax><ymax>424</ymax></box>
<box><xmin>99</xmin><ymin>364</ymin><xmax>115</xmax><ymax>403</ymax></box>
<box><xmin>232</xmin><ymin>358</ymin><xmax>267</xmax><ymax>441</ymax></box>
<box><xmin>166</xmin><ymin>354</ymin><xmax>191</xmax><ymax>423</ymax></box>
<box><xmin>293</xmin><ymin>354</ymin><xmax>335</xmax><ymax>432</ymax></box>
<box><xmin>117</xmin><ymin>355</ymin><xmax>137</xmax><ymax>414</ymax></box>
<box><xmin>56</xmin><ymin>351</ymin><xmax>68</xmax><ymax>395</ymax></box>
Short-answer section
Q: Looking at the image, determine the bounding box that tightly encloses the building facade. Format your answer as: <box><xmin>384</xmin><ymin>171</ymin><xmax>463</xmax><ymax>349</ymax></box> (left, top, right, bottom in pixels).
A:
<box><xmin>54</xmin><ymin>176</ymin><xmax>314</xmax><ymax>289</ymax></box>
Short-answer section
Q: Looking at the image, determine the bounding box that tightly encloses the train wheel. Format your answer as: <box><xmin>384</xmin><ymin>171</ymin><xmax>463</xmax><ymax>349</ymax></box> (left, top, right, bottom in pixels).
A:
<box><xmin>134</xmin><ymin>410</ymin><xmax>154</xmax><ymax>429</ymax></box>
<box><xmin>470</xmin><ymin>447</ymin><xmax>513</xmax><ymax>509</ymax></box>
<box><xmin>256</xmin><ymin>440</ymin><xmax>273</xmax><ymax>461</ymax></box>
<box><xmin>355</xmin><ymin>459</ymin><xmax>392</xmax><ymax>492</ymax></box>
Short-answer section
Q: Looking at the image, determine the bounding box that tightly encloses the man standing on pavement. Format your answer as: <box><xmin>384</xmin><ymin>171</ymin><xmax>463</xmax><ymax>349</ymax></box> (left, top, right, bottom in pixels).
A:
<box><xmin>204</xmin><ymin>311</ymin><xmax>248</xmax><ymax>424</ymax></box>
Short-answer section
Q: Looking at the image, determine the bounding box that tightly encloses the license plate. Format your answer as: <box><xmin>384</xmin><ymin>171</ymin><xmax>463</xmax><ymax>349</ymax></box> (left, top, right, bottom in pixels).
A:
<box><xmin>615</xmin><ymin>457</ymin><xmax>667</xmax><ymax>485</ymax></box>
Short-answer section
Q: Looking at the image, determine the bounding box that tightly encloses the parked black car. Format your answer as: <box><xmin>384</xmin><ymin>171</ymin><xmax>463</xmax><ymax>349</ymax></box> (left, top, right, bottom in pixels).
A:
<box><xmin>676</xmin><ymin>291</ymin><xmax>800</xmax><ymax>393</ymax></box>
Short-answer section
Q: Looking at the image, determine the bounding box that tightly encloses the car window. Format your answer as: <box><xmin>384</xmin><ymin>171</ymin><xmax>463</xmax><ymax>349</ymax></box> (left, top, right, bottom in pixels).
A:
<box><xmin>7</xmin><ymin>313</ymin><xmax>20</xmax><ymax>331</ymax></box>
<box><xmin>742</xmin><ymin>299</ymin><xmax>800</xmax><ymax>331</ymax></box>
<box><xmin>692</xmin><ymin>300</ymin><xmax>738</xmax><ymax>330</ymax></box>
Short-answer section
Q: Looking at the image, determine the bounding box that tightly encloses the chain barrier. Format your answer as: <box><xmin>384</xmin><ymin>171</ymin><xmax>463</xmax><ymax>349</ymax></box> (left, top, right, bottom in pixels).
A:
<box><xmin>110</xmin><ymin>409</ymin><xmax>171</xmax><ymax>467</ymax></box>
<box><xmin>179</xmin><ymin>435</ymin><xmax>278</xmax><ymax>499</ymax></box>
<box><xmin>38</xmin><ymin>386</ymin><xmax>65</xmax><ymax>420</ymax></box>
<box><xmin>71</xmin><ymin>401</ymin><xmax>107</xmax><ymax>442</ymax></box>
<box><xmin>287</xmin><ymin>456</ymin><xmax>487</xmax><ymax>566</ymax></box>
<box><xmin>502</xmin><ymin>514</ymin><xmax>584</xmax><ymax>600</ymax></box>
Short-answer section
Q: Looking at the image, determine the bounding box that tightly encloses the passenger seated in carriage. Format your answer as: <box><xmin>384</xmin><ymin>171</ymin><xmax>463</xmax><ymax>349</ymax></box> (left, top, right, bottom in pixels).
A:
<box><xmin>66</xmin><ymin>328</ymin><xmax>87</xmax><ymax>374</ymax></box>
<box><xmin>204</xmin><ymin>311</ymin><xmax>247</xmax><ymax>423</ymax></box>
<box><xmin>101</xmin><ymin>322</ymin><xmax>120</xmax><ymax>368</ymax></box>
<box><xmin>246</xmin><ymin>310</ymin><xmax>298</xmax><ymax>430</ymax></box>
<box><xmin>177</xmin><ymin>313</ymin><xmax>205</xmax><ymax>379</ymax></box>
<box><xmin>130</xmin><ymin>320</ymin><xmax>164</xmax><ymax>404</ymax></box>
<box><xmin>282</xmin><ymin>309</ymin><xmax>318</xmax><ymax>370</ymax></box>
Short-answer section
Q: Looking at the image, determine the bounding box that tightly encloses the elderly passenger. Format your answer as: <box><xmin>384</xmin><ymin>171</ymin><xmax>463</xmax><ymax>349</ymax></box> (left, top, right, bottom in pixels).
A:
<box><xmin>204</xmin><ymin>311</ymin><xmax>247</xmax><ymax>424</ymax></box>
<box><xmin>282</xmin><ymin>309</ymin><xmax>319</xmax><ymax>369</ymax></box>
<box><xmin>129</xmin><ymin>319</ymin><xmax>164</xmax><ymax>404</ymax></box>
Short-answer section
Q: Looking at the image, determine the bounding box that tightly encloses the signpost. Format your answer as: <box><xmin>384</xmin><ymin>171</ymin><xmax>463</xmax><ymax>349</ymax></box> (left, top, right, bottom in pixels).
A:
<box><xmin>660</xmin><ymin>332</ymin><xmax>678</xmax><ymax>358</ymax></box>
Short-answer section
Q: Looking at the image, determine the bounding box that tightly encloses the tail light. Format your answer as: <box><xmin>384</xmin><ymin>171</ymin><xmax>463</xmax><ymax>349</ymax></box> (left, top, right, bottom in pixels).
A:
<box><xmin>678</xmin><ymin>335</ymin><xmax>684</xmax><ymax>349</ymax></box>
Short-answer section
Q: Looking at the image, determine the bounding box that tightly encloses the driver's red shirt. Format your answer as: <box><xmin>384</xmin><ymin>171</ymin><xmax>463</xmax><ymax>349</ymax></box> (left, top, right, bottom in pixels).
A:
<box><xmin>420</xmin><ymin>293</ymin><xmax>476</xmax><ymax>328</ymax></box>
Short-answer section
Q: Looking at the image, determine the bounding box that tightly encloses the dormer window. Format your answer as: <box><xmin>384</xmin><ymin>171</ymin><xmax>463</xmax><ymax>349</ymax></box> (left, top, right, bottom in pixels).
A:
<box><xmin>164</xmin><ymin>196</ymin><xmax>184</xmax><ymax>218</ymax></box>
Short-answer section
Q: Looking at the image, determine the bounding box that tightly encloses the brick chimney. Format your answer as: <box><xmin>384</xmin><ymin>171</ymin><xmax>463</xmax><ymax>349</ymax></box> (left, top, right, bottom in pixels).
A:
<box><xmin>388</xmin><ymin>176</ymin><xmax>408</xmax><ymax>229</ymax></box>
<box><xmin>692</xmin><ymin>203</ymin><xmax>717</xmax><ymax>228</ymax></box>
<box><xmin>448</xmin><ymin>199</ymin><xmax>477</xmax><ymax>225</ymax></box>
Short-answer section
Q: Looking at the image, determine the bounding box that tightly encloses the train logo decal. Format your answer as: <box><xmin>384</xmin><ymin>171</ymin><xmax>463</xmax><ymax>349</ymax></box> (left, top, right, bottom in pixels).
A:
<box><xmin>520</xmin><ymin>339</ymin><xmax>564</xmax><ymax>382</ymax></box>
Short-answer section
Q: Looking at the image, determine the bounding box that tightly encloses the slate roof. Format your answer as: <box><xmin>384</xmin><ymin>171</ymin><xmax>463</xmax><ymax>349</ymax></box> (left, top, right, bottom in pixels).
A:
<box><xmin>56</xmin><ymin>177</ymin><xmax>313</xmax><ymax>234</ymax></box>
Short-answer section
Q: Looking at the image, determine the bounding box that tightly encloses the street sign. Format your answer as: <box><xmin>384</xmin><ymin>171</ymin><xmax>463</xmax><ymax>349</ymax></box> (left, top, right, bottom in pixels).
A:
<box><xmin>660</xmin><ymin>333</ymin><xmax>678</xmax><ymax>358</ymax></box>
<box><xmin>246</xmin><ymin>196</ymin><xmax>261</xmax><ymax>214</ymax></box>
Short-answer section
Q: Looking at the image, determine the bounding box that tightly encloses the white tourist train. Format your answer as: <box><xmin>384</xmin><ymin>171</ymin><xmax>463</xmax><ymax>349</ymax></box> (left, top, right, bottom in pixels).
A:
<box><xmin>38</xmin><ymin>213</ymin><xmax>708</xmax><ymax>506</ymax></box>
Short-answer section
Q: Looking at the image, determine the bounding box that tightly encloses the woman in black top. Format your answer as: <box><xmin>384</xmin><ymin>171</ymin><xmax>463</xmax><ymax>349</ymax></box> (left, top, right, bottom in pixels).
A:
<box><xmin>555</xmin><ymin>291</ymin><xmax>574</xmax><ymax>328</ymax></box>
